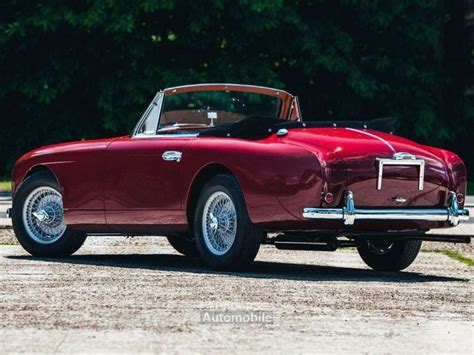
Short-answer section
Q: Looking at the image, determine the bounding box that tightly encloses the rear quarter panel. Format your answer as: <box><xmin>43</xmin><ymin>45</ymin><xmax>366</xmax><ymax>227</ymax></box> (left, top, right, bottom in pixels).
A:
<box><xmin>422</xmin><ymin>146</ymin><xmax>467</xmax><ymax>205</ymax></box>
<box><xmin>183</xmin><ymin>136</ymin><xmax>324</xmax><ymax>228</ymax></box>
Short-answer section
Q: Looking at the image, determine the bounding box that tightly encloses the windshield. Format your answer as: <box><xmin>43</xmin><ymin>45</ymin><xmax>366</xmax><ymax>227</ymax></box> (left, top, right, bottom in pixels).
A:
<box><xmin>157</xmin><ymin>91</ymin><xmax>281</xmax><ymax>133</ymax></box>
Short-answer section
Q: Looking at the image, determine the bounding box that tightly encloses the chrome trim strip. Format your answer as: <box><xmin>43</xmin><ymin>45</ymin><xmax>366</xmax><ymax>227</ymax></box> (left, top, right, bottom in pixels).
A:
<box><xmin>133</xmin><ymin>134</ymin><xmax>198</xmax><ymax>139</ymax></box>
<box><xmin>303</xmin><ymin>190</ymin><xmax>470</xmax><ymax>226</ymax></box>
<box><xmin>346</xmin><ymin>127</ymin><xmax>396</xmax><ymax>153</ymax></box>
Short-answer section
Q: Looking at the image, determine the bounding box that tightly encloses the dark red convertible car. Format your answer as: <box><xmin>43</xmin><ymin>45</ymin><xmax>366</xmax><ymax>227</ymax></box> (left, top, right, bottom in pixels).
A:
<box><xmin>9</xmin><ymin>83</ymin><xmax>470</xmax><ymax>270</ymax></box>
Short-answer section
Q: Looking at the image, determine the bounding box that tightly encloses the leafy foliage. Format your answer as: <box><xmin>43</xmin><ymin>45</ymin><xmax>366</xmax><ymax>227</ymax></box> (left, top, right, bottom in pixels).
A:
<box><xmin>0</xmin><ymin>0</ymin><xmax>472</xmax><ymax>177</ymax></box>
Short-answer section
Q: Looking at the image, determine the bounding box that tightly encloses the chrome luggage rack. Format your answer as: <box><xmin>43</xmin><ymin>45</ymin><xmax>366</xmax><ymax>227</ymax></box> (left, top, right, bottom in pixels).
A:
<box><xmin>303</xmin><ymin>191</ymin><xmax>470</xmax><ymax>226</ymax></box>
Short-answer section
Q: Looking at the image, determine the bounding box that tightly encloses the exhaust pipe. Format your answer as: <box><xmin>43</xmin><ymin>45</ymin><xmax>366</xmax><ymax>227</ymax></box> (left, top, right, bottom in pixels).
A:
<box><xmin>270</xmin><ymin>232</ymin><xmax>471</xmax><ymax>252</ymax></box>
<box><xmin>359</xmin><ymin>234</ymin><xmax>471</xmax><ymax>244</ymax></box>
<box><xmin>274</xmin><ymin>236</ymin><xmax>338</xmax><ymax>251</ymax></box>
<box><xmin>413</xmin><ymin>235</ymin><xmax>471</xmax><ymax>244</ymax></box>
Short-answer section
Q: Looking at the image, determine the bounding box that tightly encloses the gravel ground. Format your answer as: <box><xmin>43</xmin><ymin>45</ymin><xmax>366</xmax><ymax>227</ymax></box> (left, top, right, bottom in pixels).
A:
<box><xmin>0</xmin><ymin>233</ymin><xmax>472</xmax><ymax>353</ymax></box>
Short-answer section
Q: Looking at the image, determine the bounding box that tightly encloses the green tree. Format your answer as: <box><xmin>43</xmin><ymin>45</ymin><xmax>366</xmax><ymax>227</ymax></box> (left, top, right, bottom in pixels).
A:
<box><xmin>0</xmin><ymin>0</ymin><xmax>472</xmax><ymax>177</ymax></box>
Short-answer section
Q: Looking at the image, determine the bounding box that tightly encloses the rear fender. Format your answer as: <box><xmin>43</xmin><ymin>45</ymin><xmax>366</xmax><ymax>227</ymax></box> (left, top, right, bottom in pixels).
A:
<box><xmin>423</xmin><ymin>146</ymin><xmax>467</xmax><ymax>204</ymax></box>
<box><xmin>184</xmin><ymin>138</ymin><xmax>325</xmax><ymax>225</ymax></box>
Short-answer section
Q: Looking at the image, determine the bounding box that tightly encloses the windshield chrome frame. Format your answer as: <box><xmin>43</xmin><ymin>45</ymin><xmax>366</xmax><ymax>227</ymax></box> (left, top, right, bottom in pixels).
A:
<box><xmin>132</xmin><ymin>83</ymin><xmax>295</xmax><ymax>138</ymax></box>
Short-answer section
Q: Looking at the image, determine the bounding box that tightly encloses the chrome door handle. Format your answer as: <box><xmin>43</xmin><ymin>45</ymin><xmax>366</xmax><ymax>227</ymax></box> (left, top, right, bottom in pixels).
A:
<box><xmin>162</xmin><ymin>151</ymin><xmax>182</xmax><ymax>162</ymax></box>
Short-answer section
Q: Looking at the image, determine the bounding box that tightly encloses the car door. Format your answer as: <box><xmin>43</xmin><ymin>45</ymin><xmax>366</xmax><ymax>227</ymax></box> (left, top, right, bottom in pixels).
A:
<box><xmin>104</xmin><ymin>92</ymin><xmax>191</xmax><ymax>232</ymax></box>
<box><xmin>104</xmin><ymin>136</ymin><xmax>191</xmax><ymax>231</ymax></box>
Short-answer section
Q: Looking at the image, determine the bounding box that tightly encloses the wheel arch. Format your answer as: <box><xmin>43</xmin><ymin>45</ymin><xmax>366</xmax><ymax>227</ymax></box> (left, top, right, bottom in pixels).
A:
<box><xmin>16</xmin><ymin>165</ymin><xmax>60</xmax><ymax>197</ymax></box>
<box><xmin>26</xmin><ymin>165</ymin><xmax>58</xmax><ymax>182</ymax></box>
<box><xmin>186</xmin><ymin>163</ymin><xmax>240</xmax><ymax>230</ymax></box>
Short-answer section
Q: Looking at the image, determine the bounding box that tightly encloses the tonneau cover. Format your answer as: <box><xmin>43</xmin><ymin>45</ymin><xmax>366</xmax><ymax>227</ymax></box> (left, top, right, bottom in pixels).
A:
<box><xmin>198</xmin><ymin>116</ymin><xmax>397</xmax><ymax>140</ymax></box>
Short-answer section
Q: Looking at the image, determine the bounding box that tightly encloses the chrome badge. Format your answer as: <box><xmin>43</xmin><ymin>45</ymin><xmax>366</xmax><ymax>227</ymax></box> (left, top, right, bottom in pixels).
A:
<box><xmin>392</xmin><ymin>152</ymin><xmax>416</xmax><ymax>160</ymax></box>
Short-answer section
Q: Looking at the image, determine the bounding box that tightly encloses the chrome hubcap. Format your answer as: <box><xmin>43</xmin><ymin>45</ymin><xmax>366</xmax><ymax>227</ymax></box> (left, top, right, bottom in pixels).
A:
<box><xmin>367</xmin><ymin>240</ymin><xmax>394</xmax><ymax>255</ymax></box>
<box><xmin>22</xmin><ymin>187</ymin><xmax>66</xmax><ymax>244</ymax></box>
<box><xmin>202</xmin><ymin>191</ymin><xmax>237</xmax><ymax>256</ymax></box>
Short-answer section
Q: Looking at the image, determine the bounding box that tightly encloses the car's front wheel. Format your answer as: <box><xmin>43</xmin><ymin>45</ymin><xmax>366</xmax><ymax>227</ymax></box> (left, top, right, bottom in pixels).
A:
<box><xmin>357</xmin><ymin>238</ymin><xmax>422</xmax><ymax>271</ymax></box>
<box><xmin>12</xmin><ymin>171</ymin><xmax>87</xmax><ymax>257</ymax></box>
<box><xmin>194</xmin><ymin>174</ymin><xmax>262</xmax><ymax>269</ymax></box>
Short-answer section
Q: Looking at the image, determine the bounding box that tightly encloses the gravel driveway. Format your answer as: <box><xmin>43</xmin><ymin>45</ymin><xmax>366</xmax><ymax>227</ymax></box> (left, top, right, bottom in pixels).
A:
<box><xmin>0</xmin><ymin>236</ymin><xmax>472</xmax><ymax>353</ymax></box>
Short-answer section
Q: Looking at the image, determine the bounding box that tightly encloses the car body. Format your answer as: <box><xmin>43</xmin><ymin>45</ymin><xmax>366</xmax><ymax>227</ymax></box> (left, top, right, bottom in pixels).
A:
<box><xmin>9</xmin><ymin>83</ymin><xmax>470</xmax><ymax>270</ymax></box>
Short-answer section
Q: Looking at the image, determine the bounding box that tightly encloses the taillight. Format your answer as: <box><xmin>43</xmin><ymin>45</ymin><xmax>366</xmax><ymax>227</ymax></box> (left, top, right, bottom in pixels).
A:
<box><xmin>456</xmin><ymin>193</ymin><xmax>464</xmax><ymax>204</ymax></box>
<box><xmin>322</xmin><ymin>192</ymin><xmax>334</xmax><ymax>204</ymax></box>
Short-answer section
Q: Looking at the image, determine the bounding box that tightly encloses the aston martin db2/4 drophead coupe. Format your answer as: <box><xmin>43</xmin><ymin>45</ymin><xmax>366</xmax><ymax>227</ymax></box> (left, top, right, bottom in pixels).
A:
<box><xmin>9</xmin><ymin>83</ymin><xmax>470</xmax><ymax>270</ymax></box>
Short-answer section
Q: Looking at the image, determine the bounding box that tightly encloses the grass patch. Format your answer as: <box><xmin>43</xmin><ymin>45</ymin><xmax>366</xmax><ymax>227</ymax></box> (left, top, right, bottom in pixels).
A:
<box><xmin>425</xmin><ymin>249</ymin><xmax>474</xmax><ymax>267</ymax></box>
<box><xmin>467</xmin><ymin>181</ymin><xmax>474</xmax><ymax>196</ymax></box>
<box><xmin>0</xmin><ymin>181</ymin><xmax>11</xmax><ymax>192</ymax></box>
<box><xmin>340</xmin><ymin>247</ymin><xmax>356</xmax><ymax>252</ymax></box>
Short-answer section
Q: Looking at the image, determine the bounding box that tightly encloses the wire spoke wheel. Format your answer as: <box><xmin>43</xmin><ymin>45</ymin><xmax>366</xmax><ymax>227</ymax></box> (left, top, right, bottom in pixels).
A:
<box><xmin>194</xmin><ymin>175</ymin><xmax>262</xmax><ymax>268</ymax></box>
<box><xmin>22</xmin><ymin>186</ymin><xmax>66</xmax><ymax>244</ymax></box>
<box><xmin>202</xmin><ymin>191</ymin><xmax>237</xmax><ymax>256</ymax></box>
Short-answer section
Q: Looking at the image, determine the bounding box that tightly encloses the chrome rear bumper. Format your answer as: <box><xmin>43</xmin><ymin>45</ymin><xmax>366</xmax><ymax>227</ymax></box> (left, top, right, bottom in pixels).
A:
<box><xmin>303</xmin><ymin>191</ymin><xmax>470</xmax><ymax>226</ymax></box>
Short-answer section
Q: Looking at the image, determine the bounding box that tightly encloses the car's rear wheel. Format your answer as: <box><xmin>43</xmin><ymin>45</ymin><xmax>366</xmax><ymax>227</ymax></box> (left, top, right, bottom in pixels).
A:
<box><xmin>167</xmin><ymin>235</ymin><xmax>198</xmax><ymax>257</ymax></box>
<box><xmin>194</xmin><ymin>174</ymin><xmax>262</xmax><ymax>269</ymax></box>
<box><xmin>357</xmin><ymin>238</ymin><xmax>422</xmax><ymax>271</ymax></box>
<box><xmin>12</xmin><ymin>171</ymin><xmax>87</xmax><ymax>257</ymax></box>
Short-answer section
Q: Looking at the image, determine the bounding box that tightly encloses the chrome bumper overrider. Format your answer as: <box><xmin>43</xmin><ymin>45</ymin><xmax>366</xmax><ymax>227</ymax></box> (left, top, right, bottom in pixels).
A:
<box><xmin>303</xmin><ymin>191</ymin><xmax>470</xmax><ymax>226</ymax></box>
